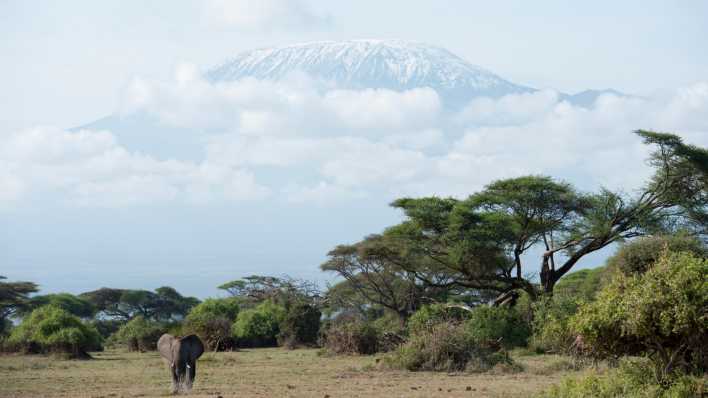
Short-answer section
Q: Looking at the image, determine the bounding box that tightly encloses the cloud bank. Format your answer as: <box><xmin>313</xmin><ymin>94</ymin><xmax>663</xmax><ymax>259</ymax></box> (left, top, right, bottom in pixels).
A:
<box><xmin>2</xmin><ymin>68</ymin><xmax>707</xmax><ymax>208</ymax></box>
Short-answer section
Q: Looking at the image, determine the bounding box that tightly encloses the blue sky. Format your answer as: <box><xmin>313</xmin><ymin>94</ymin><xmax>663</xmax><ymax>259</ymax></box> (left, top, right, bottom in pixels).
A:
<box><xmin>1</xmin><ymin>1</ymin><xmax>707</xmax><ymax>297</ymax></box>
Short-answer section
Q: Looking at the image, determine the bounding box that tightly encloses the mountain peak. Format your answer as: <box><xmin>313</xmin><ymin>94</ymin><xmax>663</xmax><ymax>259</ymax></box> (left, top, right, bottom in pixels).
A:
<box><xmin>206</xmin><ymin>40</ymin><xmax>533</xmax><ymax>105</ymax></box>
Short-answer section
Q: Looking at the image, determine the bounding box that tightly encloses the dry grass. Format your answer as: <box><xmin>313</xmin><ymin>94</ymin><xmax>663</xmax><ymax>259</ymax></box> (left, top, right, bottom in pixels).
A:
<box><xmin>0</xmin><ymin>348</ymin><xmax>580</xmax><ymax>397</ymax></box>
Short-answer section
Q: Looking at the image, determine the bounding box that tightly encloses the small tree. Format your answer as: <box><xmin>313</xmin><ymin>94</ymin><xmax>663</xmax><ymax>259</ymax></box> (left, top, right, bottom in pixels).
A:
<box><xmin>7</xmin><ymin>305</ymin><xmax>102</xmax><ymax>358</ymax></box>
<box><xmin>232</xmin><ymin>301</ymin><xmax>285</xmax><ymax>347</ymax></box>
<box><xmin>278</xmin><ymin>303</ymin><xmax>321</xmax><ymax>348</ymax></box>
<box><xmin>571</xmin><ymin>251</ymin><xmax>707</xmax><ymax>383</ymax></box>
<box><xmin>183</xmin><ymin>298</ymin><xmax>240</xmax><ymax>350</ymax></box>
<box><xmin>109</xmin><ymin>316</ymin><xmax>166</xmax><ymax>352</ymax></box>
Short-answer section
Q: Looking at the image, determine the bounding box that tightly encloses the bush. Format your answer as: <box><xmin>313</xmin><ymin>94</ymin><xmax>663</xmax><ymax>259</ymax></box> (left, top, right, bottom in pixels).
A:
<box><xmin>183</xmin><ymin>298</ymin><xmax>240</xmax><ymax>350</ymax></box>
<box><xmin>571</xmin><ymin>251</ymin><xmax>707</xmax><ymax>382</ymax></box>
<box><xmin>278</xmin><ymin>304</ymin><xmax>321</xmax><ymax>348</ymax></box>
<box><xmin>607</xmin><ymin>233</ymin><xmax>706</xmax><ymax>276</ymax></box>
<box><xmin>529</xmin><ymin>295</ymin><xmax>581</xmax><ymax>354</ymax></box>
<box><xmin>407</xmin><ymin>303</ymin><xmax>472</xmax><ymax>335</ymax></box>
<box><xmin>385</xmin><ymin>321</ymin><xmax>512</xmax><ymax>372</ymax></box>
<box><xmin>232</xmin><ymin>300</ymin><xmax>285</xmax><ymax>347</ymax></box>
<box><xmin>465</xmin><ymin>306</ymin><xmax>530</xmax><ymax>349</ymax></box>
<box><xmin>538</xmin><ymin>358</ymin><xmax>706</xmax><ymax>398</ymax></box>
<box><xmin>6</xmin><ymin>305</ymin><xmax>102</xmax><ymax>358</ymax></box>
<box><xmin>108</xmin><ymin>316</ymin><xmax>166</xmax><ymax>352</ymax></box>
<box><xmin>323</xmin><ymin>320</ymin><xmax>380</xmax><ymax>355</ymax></box>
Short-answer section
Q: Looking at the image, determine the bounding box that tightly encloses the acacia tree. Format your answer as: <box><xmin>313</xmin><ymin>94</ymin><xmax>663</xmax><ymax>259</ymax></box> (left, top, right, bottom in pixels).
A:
<box><xmin>218</xmin><ymin>275</ymin><xmax>321</xmax><ymax>309</ymax></box>
<box><xmin>79</xmin><ymin>286</ymin><xmax>198</xmax><ymax>321</ymax></box>
<box><xmin>377</xmin><ymin>130</ymin><xmax>706</xmax><ymax>298</ymax></box>
<box><xmin>321</xmin><ymin>234</ymin><xmax>458</xmax><ymax>323</ymax></box>
<box><xmin>0</xmin><ymin>276</ymin><xmax>38</xmax><ymax>332</ymax></box>
<box><xmin>538</xmin><ymin>130</ymin><xmax>706</xmax><ymax>292</ymax></box>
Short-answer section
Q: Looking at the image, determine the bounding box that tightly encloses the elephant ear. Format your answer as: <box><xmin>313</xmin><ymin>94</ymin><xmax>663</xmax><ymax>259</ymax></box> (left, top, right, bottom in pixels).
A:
<box><xmin>181</xmin><ymin>334</ymin><xmax>205</xmax><ymax>360</ymax></box>
<box><xmin>157</xmin><ymin>333</ymin><xmax>176</xmax><ymax>362</ymax></box>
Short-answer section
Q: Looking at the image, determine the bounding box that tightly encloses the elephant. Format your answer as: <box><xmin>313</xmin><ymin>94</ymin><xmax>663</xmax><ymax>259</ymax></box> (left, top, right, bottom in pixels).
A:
<box><xmin>157</xmin><ymin>334</ymin><xmax>205</xmax><ymax>394</ymax></box>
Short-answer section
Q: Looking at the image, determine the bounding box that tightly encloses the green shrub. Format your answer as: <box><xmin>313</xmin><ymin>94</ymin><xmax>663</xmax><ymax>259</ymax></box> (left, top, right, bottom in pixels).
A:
<box><xmin>385</xmin><ymin>321</ymin><xmax>512</xmax><ymax>372</ymax></box>
<box><xmin>464</xmin><ymin>305</ymin><xmax>530</xmax><ymax>349</ymax></box>
<box><xmin>108</xmin><ymin>316</ymin><xmax>166</xmax><ymax>352</ymax></box>
<box><xmin>607</xmin><ymin>233</ymin><xmax>706</xmax><ymax>276</ymax></box>
<box><xmin>278</xmin><ymin>304</ymin><xmax>321</xmax><ymax>348</ymax></box>
<box><xmin>407</xmin><ymin>303</ymin><xmax>472</xmax><ymax>335</ymax></box>
<box><xmin>183</xmin><ymin>298</ymin><xmax>240</xmax><ymax>350</ymax></box>
<box><xmin>529</xmin><ymin>295</ymin><xmax>581</xmax><ymax>354</ymax></box>
<box><xmin>538</xmin><ymin>358</ymin><xmax>706</xmax><ymax>398</ymax></box>
<box><xmin>6</xmin><ymin>305</ymin><xmax>102</xmax><ymax>358</ymax></box>
<box><xmin>232</xmin><ymin>300</ymin><xmax>285</xmax><ymax>347</ymax></box>
<box><xmin>571</xmin><ymin>251</ymin><xmax>707</xmax><ymax>382</ymax></box>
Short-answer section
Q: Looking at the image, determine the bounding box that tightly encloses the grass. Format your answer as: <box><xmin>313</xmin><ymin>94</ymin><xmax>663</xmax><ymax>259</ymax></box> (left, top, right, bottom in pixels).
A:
<box><xmin>0</xmin><ymin>348</ymin><xmax>580</xmax><ymax>397</ymax></box>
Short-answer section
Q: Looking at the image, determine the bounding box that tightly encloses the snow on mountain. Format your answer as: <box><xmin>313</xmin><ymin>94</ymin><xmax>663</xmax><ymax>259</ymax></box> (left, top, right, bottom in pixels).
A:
<box><xmin>206</xmin><ymin>39</ymin><xmax>534</xmax><ymax>106</ymax></box>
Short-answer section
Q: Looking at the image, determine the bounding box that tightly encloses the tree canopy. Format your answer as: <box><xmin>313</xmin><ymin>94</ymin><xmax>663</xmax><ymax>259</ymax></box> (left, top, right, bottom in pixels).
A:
<box><xmin>0</xmin><ymin>276</ymin><xmax>39</xmax><ymax>324</ymax></box>
<box><xmin>78</xmin><ymin>286</ymin><xmax>198</xmax><ymax>321</ymax></box>
<box><xmin>324</xmin><ymin>131</ymin><xmax>707</xmax><ymax>301</ymax></box>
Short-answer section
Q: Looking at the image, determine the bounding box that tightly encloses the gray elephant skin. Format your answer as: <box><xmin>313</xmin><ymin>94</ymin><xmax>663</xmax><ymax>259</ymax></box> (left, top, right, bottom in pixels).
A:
<box><xmin>157</xmin><ymin>334</ymin><xmax>205</xmax><ymax>393</ymax></box>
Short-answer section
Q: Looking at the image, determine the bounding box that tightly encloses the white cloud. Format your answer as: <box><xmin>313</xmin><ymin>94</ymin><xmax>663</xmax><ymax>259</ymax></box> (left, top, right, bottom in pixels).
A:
<box><xmin>5</xmin><ymin>74</ymin><xmax>708</xmax><ymax>207</ymax></box>
<box><xmin>203</xmin><ymin>0</ymin><xmax>329</xmax><ymax>31</ymax></box>
<box><xmin>0</xmin><ymin>126</ymin><xmax>269</xmax><ymax>206</ymax></box>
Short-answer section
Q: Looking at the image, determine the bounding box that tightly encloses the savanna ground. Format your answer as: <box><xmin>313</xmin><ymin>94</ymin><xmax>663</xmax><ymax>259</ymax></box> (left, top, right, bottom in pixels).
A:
<box><xmin>0</xmin><ymin>348</ymin><xmax>585</xmax><ymax>398</ymax></box>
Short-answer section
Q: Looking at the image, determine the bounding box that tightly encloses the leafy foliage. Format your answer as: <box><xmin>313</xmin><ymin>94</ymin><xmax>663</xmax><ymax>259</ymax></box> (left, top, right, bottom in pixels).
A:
<box><xmin>607</xmin><ymin>233</ymin><xmax>706</xmax><ymax>276</ymax></box>
<box><xmin>322</xmin><ymin>234</ymin><xmax>441</xmax><ymax>322</ymax></box>
<box><xmin>539</xmin><ymin>358</ymin><xmax>706</xmax><ymax>398</ymax></box>
<box><xmin>6</xmin><ymin>305</ymin><xmax>102</xmax><ymax>357</ymax></box>
<box><xmin>465</xmin><ymin>306</ymin><xmax>530</xmax><ymax>349</ymax></box>
<box><xmin>19</xmin><ymin>293</ymin><xmax>95</xmax><ymax>319</ymax></box>
<box><xmin>571</xmin><ymin>251</ymin><xmax>707</xmax><ymax>382</ymax></box>
<box><xmin>108</xmin><ymin>316</ymin><xmax>166</xmax><ymax>352</ymax></box>
<box><xmin>79</xmin><ymin>286</ymin><xmax>199</xmax><ymax>321</ymax></box>
<box><xmin>183</xmin><ymin>297</ymin><xmax>240</xmax><ymax>350</ymax></box>
<box><xmin>0</xmin><ymin>276</ymin><xmax>38</xmax><ymax>324</ymax></box>
<box><xmin>278</xmin><ymin>303</ymin><xmax>321</xmax><ymax>348</ymax></box>
<box><xmin>232</xmin><ymin>300</ymin><xmax>285</xmax><ymax>347</ymax></box>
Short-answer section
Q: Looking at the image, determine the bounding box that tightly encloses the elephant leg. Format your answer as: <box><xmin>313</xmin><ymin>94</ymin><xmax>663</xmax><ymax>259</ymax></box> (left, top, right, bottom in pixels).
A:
<box><xmin>170</xmin><ymin>364</ymin><xmax>179</xmax><ymax>394</ymax></box>
<box><xmin>186</xmin><ymin>362</ymin><xmax>196</xmax><ymax>389</ymax></box>
<box><xmin>175</xmin><ymin>362</ymin><xmax>188</xmax><ymax>393</ymax></box>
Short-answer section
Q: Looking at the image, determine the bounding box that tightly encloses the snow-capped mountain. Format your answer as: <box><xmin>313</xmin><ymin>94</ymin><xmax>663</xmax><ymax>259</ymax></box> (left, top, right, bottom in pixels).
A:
<box><xmin>207</xmin><ymin>39</ymin><xmax>534</xmax><ymax>106</ymax></box>
<box><xmin>76</xmin><ymin>40</ymin><xmax>626</xmax><ymax>159</ymax></box>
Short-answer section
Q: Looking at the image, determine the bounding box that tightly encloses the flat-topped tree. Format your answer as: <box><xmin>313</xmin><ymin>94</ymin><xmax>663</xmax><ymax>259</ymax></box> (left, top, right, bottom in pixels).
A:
<box><xmin>79</xmin><ymin>286</ymin><xmax>199</xmax><ymax>321</ymax></box>
<box><xmin>321</xmin><ymin>234</ymin><xmax>461</xmax><ymax>323</ymax></box>
<box><xmin>0</xmin><ymin>276</ymin><xmax>38</xmax><ymax>331</ymax></box>
<box><xmin>382</xmin><ymin>130</ymin><xmax>706</xmax><ymax>298</ymax></box>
